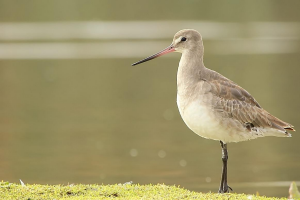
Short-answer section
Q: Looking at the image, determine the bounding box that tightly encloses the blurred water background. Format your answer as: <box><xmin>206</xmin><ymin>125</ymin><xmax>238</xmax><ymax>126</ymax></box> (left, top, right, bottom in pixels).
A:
<box><xmin>1</xmin><ymin>0</ymin><xmax>300</xmax><ymax>197</ymax></box>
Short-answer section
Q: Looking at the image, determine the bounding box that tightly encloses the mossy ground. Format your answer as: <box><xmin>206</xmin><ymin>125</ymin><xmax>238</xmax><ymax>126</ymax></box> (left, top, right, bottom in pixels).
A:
<box><xmin>0</xmin><ymin>181</ymin><xmax>287</xmax><ymax>200</ymax></box>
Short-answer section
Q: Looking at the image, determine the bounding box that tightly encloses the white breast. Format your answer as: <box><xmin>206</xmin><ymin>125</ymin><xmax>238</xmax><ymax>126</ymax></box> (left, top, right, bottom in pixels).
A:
<box><xmin>177</xmin><ymin>94</ymin><xmax>261</xmax><ymax>143</ymax></box>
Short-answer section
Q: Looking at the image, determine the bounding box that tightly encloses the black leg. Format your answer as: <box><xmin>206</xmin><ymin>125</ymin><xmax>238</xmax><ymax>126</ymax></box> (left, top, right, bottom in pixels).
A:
<box><xmin>218</xmin><ymin>141</ymin><xmax>233</xmax><ymax>193</ymax></box>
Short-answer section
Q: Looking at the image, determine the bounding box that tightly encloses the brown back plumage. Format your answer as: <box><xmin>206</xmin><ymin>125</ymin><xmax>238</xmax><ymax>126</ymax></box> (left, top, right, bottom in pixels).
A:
<box><xmin>205</xmin><ymin>68</ymin><xmax>295</xmax><ymax>133</ymax></box>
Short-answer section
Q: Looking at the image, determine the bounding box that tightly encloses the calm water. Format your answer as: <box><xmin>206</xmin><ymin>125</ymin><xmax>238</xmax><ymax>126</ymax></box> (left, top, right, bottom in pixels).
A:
<box><xmin>1</xmin><ymin>0</ymin><xmax>300</xmax><ymax>198</ymax></box>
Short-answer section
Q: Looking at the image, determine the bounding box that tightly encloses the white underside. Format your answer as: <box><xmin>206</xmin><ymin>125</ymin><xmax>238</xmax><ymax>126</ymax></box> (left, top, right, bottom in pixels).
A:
<box><xmin>177</xmin><ymin>97</ymin><xmax>289</xmax><ymax>143</ymax></box>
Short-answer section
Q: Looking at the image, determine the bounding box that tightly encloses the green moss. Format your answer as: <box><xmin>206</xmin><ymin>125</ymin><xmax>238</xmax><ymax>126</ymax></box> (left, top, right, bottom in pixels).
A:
<box><xmin>0</xmin><ymin>181</ymin><xmax>286</xmax><ymax>200</ymax></box>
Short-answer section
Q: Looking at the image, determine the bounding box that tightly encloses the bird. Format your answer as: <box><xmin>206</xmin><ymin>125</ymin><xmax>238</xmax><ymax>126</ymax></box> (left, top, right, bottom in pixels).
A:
<box><xmin>131</xmin><ymin>29</ymin><xmax>295</xmax><ymax>193</ymax></box>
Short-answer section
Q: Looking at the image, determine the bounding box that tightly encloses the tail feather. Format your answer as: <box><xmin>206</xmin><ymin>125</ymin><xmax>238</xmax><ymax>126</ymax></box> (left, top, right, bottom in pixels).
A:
<box><xmin>284</xmin><ymin>126</ymin><xmax>296</xmax><ymax>131</ymax></box>
<box><xmin>267</xmin><ymin>113</ymin><xmax>295</xmax><ymax>135</ymax></box>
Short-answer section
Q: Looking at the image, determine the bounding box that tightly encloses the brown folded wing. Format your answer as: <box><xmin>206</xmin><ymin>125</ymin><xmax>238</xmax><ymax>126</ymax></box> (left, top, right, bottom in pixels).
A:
<box><xmin>206</xmin><ymin>71</ymin><xmax>295</xmax><ymax>133</ymax></box>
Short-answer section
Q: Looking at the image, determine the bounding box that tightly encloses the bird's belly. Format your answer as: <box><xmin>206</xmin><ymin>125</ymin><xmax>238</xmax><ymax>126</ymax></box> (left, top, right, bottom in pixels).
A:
<box><xmin>177</xmin><ymin>97</ymin><xmax>249</xmax><ymax>143</ymax></box>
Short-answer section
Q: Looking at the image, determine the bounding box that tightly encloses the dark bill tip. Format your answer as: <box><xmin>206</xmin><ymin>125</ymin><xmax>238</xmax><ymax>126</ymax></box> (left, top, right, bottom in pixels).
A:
<box><xmin>131</xmin><ymin>62</ymin><xmax>140</xmax><ymax>66</ymax></box>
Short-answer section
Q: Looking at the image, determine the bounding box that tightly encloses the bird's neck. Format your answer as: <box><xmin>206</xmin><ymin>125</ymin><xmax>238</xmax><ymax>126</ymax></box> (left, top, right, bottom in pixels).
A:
<box><xmin>177</xmin><ymin>50</ymin><xmax>205</xmax><ymax>88</ymax></box>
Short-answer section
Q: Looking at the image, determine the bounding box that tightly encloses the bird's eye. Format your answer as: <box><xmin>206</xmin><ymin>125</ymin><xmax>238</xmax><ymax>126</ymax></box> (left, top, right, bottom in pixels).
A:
<box><xmin>181</xmin><ymin>37</ymin><xmax>187</xmax><ymax>42</ymax></box>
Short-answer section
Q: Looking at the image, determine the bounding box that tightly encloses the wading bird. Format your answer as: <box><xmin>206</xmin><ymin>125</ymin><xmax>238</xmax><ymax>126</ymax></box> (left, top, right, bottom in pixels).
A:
<box><xmin>132</xmin><ymin>29</ymin><xmax>295</xmax><ymax>193</ymax></box>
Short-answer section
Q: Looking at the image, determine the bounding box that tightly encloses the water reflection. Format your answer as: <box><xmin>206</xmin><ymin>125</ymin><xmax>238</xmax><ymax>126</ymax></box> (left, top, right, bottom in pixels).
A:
<box><xmin>0</xmin><ymin>21</ymin><xmax>300</xmax><ymax>59</ymax></box>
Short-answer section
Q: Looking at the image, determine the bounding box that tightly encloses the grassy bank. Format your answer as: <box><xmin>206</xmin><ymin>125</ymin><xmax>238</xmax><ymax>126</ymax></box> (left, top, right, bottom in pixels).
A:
<box><xmin>0</xmin><ymin>181</ymin><xmax>288</xmax><ymax>200</ymax></box>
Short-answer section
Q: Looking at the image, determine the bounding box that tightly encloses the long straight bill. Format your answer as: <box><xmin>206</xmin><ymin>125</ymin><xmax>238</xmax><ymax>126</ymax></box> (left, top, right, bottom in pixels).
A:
<box><xmin>132</xmin><ymin>44</ymin><xmax>175</xmax><ymax>66</ymax></box>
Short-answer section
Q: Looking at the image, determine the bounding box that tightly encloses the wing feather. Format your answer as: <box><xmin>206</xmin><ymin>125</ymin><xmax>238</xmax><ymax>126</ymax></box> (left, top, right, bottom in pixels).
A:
<box><xmin>205</xmin><ymin>69</ymin><xmax>295</xmax><ymax>132</ymax></box>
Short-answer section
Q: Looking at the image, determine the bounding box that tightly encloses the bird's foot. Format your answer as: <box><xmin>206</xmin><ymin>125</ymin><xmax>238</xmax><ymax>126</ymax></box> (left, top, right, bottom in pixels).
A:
<box><xmin>218</xmin><ymin>184</ymin><xmax>233</xmax><ymax>193</ymax></box>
